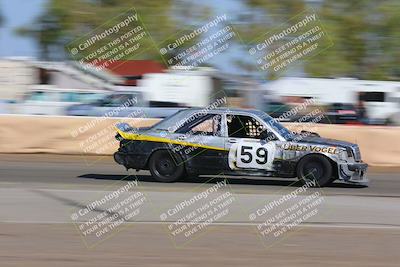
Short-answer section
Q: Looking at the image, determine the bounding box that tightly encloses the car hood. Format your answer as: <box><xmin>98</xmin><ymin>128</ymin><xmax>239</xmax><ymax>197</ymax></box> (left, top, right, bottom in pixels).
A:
<box><xmin>295</xmin><ymin>135</ymin><xmax>356</xmax><ymax>148</ymax></box>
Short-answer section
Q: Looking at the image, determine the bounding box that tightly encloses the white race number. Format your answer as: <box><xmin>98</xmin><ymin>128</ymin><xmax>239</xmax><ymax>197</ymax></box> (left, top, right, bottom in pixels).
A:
<box><xmin>234</xmin><ymin>142</ymin><xmax>275</xmax><ymax>170</ymax></box>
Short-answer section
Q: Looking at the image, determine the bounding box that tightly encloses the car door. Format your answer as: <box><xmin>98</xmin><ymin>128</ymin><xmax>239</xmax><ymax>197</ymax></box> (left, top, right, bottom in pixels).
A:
<box><xmin>173</xmin><ymin>112</ymin><xmax>227</xmax><ymax>172</ymax></box>
<box><xmin>225</xmin><ymin>114</ymin><xmax>278</xmax><ymax>171</ymax></box>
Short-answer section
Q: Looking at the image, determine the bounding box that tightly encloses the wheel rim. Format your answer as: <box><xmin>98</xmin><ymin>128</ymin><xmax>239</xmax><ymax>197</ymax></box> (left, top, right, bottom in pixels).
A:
<box><xmin>154</xmin><ymin>154</ymin><xmax>177</xmax><ymax>177</ymax></box>
<box><xmin>303</xmin><ymin>161</ymin><xmax>324</xmax><ymax>181</ymax></box>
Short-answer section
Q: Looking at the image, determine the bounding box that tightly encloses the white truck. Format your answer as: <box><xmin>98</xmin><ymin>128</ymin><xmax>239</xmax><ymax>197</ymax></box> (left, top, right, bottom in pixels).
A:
<box><xmin>265</xmin><ymin>77</ymin><xmax>400</xmax><ymax>122</ymax></box>
<box><xmin>133</xmin><ymin>68</ymin><xmax>228</xmax><ymax>108</ymax></box>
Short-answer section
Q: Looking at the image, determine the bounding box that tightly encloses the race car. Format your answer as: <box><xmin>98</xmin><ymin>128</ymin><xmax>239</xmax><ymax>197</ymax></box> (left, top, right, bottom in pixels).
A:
<box><xmin>113</xmin><ymin>108</ymin><xmax>368</xmax><ymax>187</ymax></box>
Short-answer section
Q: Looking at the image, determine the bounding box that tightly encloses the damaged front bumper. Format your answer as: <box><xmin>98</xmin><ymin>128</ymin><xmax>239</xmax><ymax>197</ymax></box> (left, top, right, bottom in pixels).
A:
<box><xmin>338</xmin><ymin>162</ymin><xmax>369</xmax><ymax>186</ymax></box>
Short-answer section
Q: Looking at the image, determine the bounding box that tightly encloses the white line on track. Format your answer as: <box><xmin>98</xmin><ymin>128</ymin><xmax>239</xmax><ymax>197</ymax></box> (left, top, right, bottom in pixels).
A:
<box><xmin>2</xmin><ymin>220</ymin><xmax>400</xmax><ymax>230</ymax></box>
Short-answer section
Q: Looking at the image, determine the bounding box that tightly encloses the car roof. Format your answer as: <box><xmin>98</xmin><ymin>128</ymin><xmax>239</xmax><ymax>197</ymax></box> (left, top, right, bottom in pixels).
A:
<box><xmin>178</xmin><ymin>107</ymin><xmax>264</xmax><ymax>116</ymax></box>
<box><xmin>151</xmin><ymin>106</ymin><xmax>289</xmax><ymax>139</ymax></box>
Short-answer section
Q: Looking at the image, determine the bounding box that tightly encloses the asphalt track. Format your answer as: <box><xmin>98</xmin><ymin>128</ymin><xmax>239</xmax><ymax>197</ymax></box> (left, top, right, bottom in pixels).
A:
<box><xmin>1</xmin><ymin>154</ymin><xmax>400</xmax><ymax>266</ymax></box>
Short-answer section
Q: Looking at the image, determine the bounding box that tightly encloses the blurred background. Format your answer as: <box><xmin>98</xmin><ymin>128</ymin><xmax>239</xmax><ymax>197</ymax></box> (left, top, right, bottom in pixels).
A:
<box><xmin>0</xmin><ymin>0</ymin><xmax>399</xmax><ymax>125</ymax></box>
<box><xmin>1</xmin><ymin>3</ymin><xmax>400</xmax><ymax>265</ymax></box>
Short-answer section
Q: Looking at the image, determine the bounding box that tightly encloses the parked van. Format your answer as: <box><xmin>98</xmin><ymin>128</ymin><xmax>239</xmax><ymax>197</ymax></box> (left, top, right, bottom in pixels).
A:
<box><xmin>17</xmin><ymin>85</ymin><xmax>106</xmax><ymax>115</ymax></box>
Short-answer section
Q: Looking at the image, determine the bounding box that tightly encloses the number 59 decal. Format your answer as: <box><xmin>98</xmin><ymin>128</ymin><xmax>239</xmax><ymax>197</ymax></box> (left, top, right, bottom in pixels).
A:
<box><xmin>229</xmin><ymin>142</ymin><xmax>275</xmax><ymax>170</ymax></box>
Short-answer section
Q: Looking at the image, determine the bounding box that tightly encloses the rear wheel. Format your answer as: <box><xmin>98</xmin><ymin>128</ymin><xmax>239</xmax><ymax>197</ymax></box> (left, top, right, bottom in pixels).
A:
<box><xmin>148</xmin><ymin>150</ymin><xmax>184</xmax><ymax>182</ymax></box>
<box><xmin>297</xmin><ymin>155</ymin><xmax>333</xmax><ymax>187</ymax></box>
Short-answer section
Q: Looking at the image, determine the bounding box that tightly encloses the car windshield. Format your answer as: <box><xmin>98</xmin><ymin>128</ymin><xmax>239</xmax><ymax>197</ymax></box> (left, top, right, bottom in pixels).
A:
<box><xmin>255</xmin><ymin>111</ymin><xmax>293</xmax><ymax>140</ymax></box>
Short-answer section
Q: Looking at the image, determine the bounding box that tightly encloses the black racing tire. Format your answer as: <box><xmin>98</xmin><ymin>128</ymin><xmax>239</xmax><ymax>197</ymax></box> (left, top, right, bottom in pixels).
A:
<box><xmin>148</xmin><ymin>150</ymin><xmax>185</xmax><ymax>183</ymax></box>
<box><xmin>297</xmin><ymin>154</ymin><xmax>333</xmax><ymax>187</ymax></box>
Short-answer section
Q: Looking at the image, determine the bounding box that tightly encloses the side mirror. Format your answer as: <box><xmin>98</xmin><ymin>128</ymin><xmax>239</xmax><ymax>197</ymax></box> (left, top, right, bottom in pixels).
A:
<box><xmin>300</xmin><ymin>130</ymin><xmax>320</xmax><ymax>137</ymax></box>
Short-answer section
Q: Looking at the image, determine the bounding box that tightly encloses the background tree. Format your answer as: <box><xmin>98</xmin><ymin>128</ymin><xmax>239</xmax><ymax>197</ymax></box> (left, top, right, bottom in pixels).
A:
<box><xmin>239</xmin><ymin>0</ymin><xmax>400</xmax><ymax>80</ymax></box>
<box><xmin>305</xmin><ymin>0</ymin><xmax>400</xmax><ymax>80</ymax></box>
<box><xmin>234</xmin><ymin>0</ymin><xmax>307</xmax><ymax>80</ymax></box>
<box><xmin>15</xmin><ymin>0</ymin><xmax>209</xmax><ymax>61</ymax></box>
<box><xmin>0</xmin><ymin>6</ymin><xmax>4</xmax><ymax>27</ymax></box>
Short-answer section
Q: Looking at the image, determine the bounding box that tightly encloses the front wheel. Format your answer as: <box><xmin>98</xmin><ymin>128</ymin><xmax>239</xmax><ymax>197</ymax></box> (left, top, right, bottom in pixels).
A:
<box><xmin>148</xmin><ymin>150</ymin><xmax>185</xmax><ymax>182</ymax></box>
<box><xmin>297</xmin><ymin>155</ymin><xmax>333</xmax><ymax>187</ymax></box>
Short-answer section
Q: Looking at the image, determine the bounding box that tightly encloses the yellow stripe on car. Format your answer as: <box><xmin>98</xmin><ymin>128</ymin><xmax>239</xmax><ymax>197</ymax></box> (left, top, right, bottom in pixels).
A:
<box><xmin>116</xmin><ymin>127</ymin><xmax>228</xmax><ymax>151</ymax></box>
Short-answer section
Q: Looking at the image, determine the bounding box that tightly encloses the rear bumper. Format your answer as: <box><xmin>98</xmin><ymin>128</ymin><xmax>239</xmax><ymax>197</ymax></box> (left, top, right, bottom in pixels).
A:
<box><xmin>114</xmin><ymin>151</ymin><xmax>147</xmax><ymax>170</ymax></box>
<box><xmin>114</xmin><ymin>152</ymin><xmax>127</xmax><ymax>166</ymax></box>
<box><xmin>338</xmin><ymin>162</ymin><xmax>368</xmax><ymax>186</ymax></box>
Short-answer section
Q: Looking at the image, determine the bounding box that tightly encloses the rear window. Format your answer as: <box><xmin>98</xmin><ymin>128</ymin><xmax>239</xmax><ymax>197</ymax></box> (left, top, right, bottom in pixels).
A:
<box><xmin>79</xmin><ymin>93</ymin><xmax>104</xmax><ymax>103</ymax></box>
<box><xmin>360</xmin><ymin>92</ymin><xmax>385</xmax><ymax>102</ymax></box>
<box><xmin>149</xmin><ymin>101</ymin><xmax>184</xmax><ymax>108</ymax></box>
<box><xmin>61</xmin><ymin>92</ymin><xmax>80</xmax><ymax>102</ymax></box>
<box><xmin>330</xmin><ymin>103</ymin><xmax>355</xmax><ymax>110</ymax></box>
